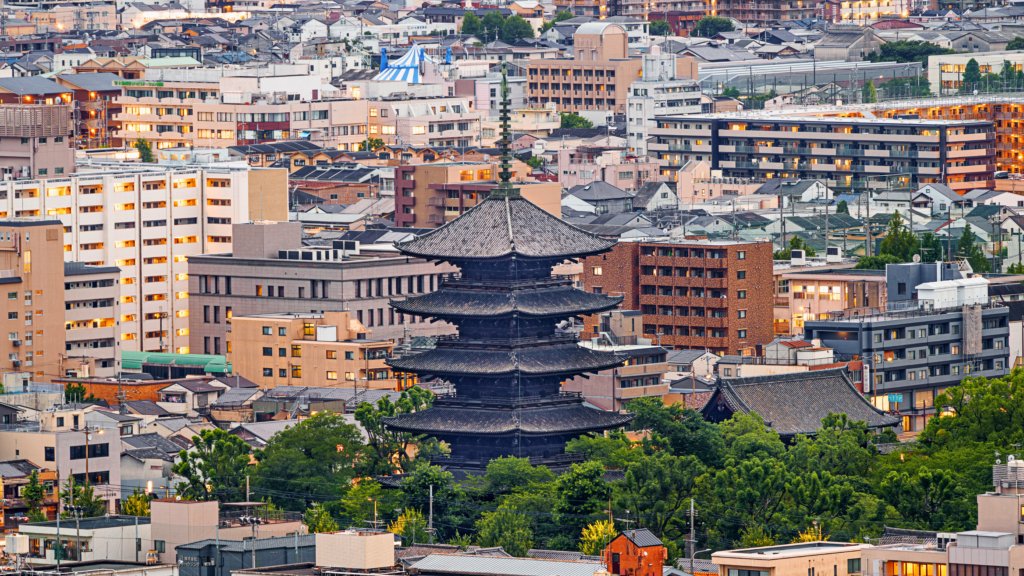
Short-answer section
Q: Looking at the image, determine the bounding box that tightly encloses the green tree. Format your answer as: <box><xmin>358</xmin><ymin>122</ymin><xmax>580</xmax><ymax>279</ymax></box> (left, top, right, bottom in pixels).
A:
<box><xmin>476</xmin><ymin>506</ymin><xmax>534</xmax><ymax>556</ymax></box>
<box><xmin>835</xmin><ymin>200</ymin><xmax>849</xmax><ymax>215</ymax></box>
<box><xmin>134</xmin><ymin>138</ymin><xmax>155</xmax><ymax>163</ymax></box>
<box><xmin>626</xmin><ymin>397</ymin><xmax>724</xmax><ymax>466</ymax></box>
<box><xmin>877</xmin><ymin>76</ymin><xmax>932</xmax><ymax>99</ymax></box>
<box><xmin>60</xmin><ymin>478</ymin><xmax>107</xmax><ymax>518</ymax></box>
<box><xmin>481</xmin><ymin>12</ymin><xmax>506</xmax><ymax>40</ymax></box>
<box><xmin>957</xmin><ymin>227</ymin><xmax>990</xmax><ymax>273</ymax></box>
<box><xmin>649</xmin><ymin>20</ymin><xmax>671</xmax><ymax>36</ymax></box>
<box><xmin>722</xmin><ymin>86</ymin><xmax>741</xmax><ymax>98</ymax></box>
<box><xmin>63</xmin><ymin>382</ymin><xmax>96</xmax><ymax>404</ymax></box>
<box><xmin>355</xmin><ymin>386</ymin><xmax>434</xmax><ymax>475</ymax></box>
<box><xmin>525</xmin><ymin>156</ymin><xmax>543</xmax><ymax>169</ymax></box>
<box><xmin>692</xmin><ymin>16</ymin><xmax>734</xmax><ymax>38</ymax></box>
<box><xmin>961</xmin><ymin>58</ymin><xmax>982</xmax><ymax>93</ymax></box>
<box><xmin>402</xmin><ymin>464</ymin><xmax>471</xmax><ymax>539</ymax></box>
<box><xmin>579</xmin><ymin>520</ymin><xmax>617</xmax><ymax>555</ymax></box>
<box><xmin>1009</xmin><ymin>37</ymin><xmax>1024</xmax><ymax>50</ymax></box>
<box><xmin>866</xmin><ymin>40</ymin><xmax>954</xmax><ymax>66</ymax></box>
<box><xmin>540</xmin><ymin>10</ymin><xmax>573</xmax><ymax>32</ymax></box>
<box><xmin>615</xmin><ymin>452</ymin><xmax>705</xmax><ymax>544</ymax></box>
<box><xmin>921</xmin><ymin>371</ymin><xmax>1024</xmax><ymax>448</ymax></box>
<box><xmin>304</xmin><ymin>502</ymin><xmax>339</xmax><ymax>533</ymax></box>
<box><xmin>854</xmin><ymin>254</ymin><xmax>904</xmax><ymax>270</ymax></box>
<box><xmin>877</xmin><ymin>212</ymin><xmax>919</xmax><ymax>262</ymax></box>
<box><xmin>560</xmin><ymin>112</ymin><xmax>593</xmax><ymax>129</ymax></box>
<box><xmin>920</xmin><ymin>232</ymin><xmax>944</xmax><ymax>262</ymax></box>
<box><xmin>862</xmin><ymin>79</ymin><xmax>878</xmax><ymax>103</ymax></box>
<box><xmin>461</xmin><ymin>13</ymin><xmax>482</xmax><ymax>35</ymax></box>
<box><xmin>173</xmin><ymin>428</ymin><xmax>251</xmax><ymax>502</ymax></box>
<box><xmin>552</xmin><ymin>461</ymin><xmax>611</xmax><ymax>544</ymax></box>
<box><xmin>482</xmin><ymin>457</ymin><xmax>554</xmax><ymax>496</ymax></box>
<box><xmin>774</xmin><ymin>236</ymin><xmax>817</xmax><ymax>260</ymax></box>
<box><xmin>254</xmin><ymin>412</ymin><xmax>366</xmax><ymax>510</ymax></box>
<box><xmin>22</xmin><ymin>470</ymin><xmax>46</xmax><ymax>520</ymax></box>
<box><xmin>1008</xmin><ymin>262</ymin><xmax>1024</xmax><ymax>274</ymax></box>
<box><xmin>500</xmin><ymin>16</ymin><xmax>535</xmax><ymax>43</ymax></box>
<box><xmin>361</xmin><ymin>137</ymin><xmax>384</xmax><ymax>152</ymax></box>
<box><xmin>389</xmin><ymin>509</ymin><xmax>431</xmax><ymax>545</ymax></box>
<box><xmin>121</xmin><ymin>490</ymin><xmax>152</xmax><ymax>516</ymax></box>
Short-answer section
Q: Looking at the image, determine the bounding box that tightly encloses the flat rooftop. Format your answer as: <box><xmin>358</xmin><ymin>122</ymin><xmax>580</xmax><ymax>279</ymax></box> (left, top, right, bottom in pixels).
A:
<box><xmin>716</xmin><ymin>541</ymin><xmax>867</xmax><ymax>559</ymax></box>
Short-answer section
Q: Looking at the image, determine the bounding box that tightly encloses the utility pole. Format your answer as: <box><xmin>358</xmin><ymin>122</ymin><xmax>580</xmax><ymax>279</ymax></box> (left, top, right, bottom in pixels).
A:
<box><xmin>428</xmin><ymin>484</ymin><xmax>434</xmax><ymax>544</ymax></box>
<box><xmin>246</xmin><ymin>475</ymin><xmax>250</xmax><ymax>501</ymax></box>
<box><xmin>688</xmin><ymin>499</ymin><xmax>696</xmax><ymax>576</ymax></box>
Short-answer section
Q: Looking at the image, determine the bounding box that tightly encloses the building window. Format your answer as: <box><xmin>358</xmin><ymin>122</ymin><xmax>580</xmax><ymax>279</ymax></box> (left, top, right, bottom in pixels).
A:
<box><xmin>262</xmin><ymin>347</ymin><xmax>272</xmax><ymax>356</ymax></box>
<box><xmin>345</xmin><ymin>351</ymin><xmax>354</xmax><ymax>360</ymax></box>
<box><xmin>738</xmin><ymin>330</ymin><xmax>747</xmax><ymax>338</ymax></box>
<box><xmin>737</xmin><ymin>290</ymin><xmax>747</xmax><ymax>299</ymax></box>
<box><xmin>326</xmin><ymin>350</ymin><xmax>337</xmax><ymax>359</ymax></box>
<box><xmin>326</xmin><ymin>371</ymin><xmax>338</xmax><ymax>380</ymax></box>
<box><xmin>592</xmin><ymin>266</ymin><xmax>603</xmax><ymax>276</ymax></box>
<box><xmin>44</xmin><ymin>446</ymin><xmax>55</xmax><ymax>461</ymax></box>
<box><xmin>737</xmin><ymin>270</ymin><xmax>746</xmax><ymax>279</ymax></box>
<box><xmin>279</xmin><ymin>368</ymin><xmax>287</xmax><ymax>378</ymax></box>
<box><xmin>263</xmin><ymin>368</ymin><xmax>273</xmax><ymax>377</ymax></box>
<box><xmin>737</xmin><ymin>251</ymin><xmax>746</xmax><ymax>260</ymax></box>
<box><xmin>262</xmin><ymin>326</ymin><xmax>271</xmax><ymax>335</ymax></box>
<box><xmin>279</xmin><ymin>327</ymin><xmax>287</xmax><ymax>336</ymax></box>
<box><xmin>155</xmin><ymin>541</ymin><xmax>166</xmax><ymax>553</ymax></box>
<box><xmin>291</xmin><ymin>345</ymin><xmax>302</xmax><ymax>357</ymax></box>
<box><xmin>847</xmin><ymin>559</ymin><xmax>861</xmax><ymax>574</ymax></box>
<box><xmin>738</xmin><ymin>310</ymin><xmax>747</xmax><ymax>319</ymax></box>
<box><xmin>291</xmin><ymin>365</ymin><xmax>302</xmax><ymax>378</ymax></box>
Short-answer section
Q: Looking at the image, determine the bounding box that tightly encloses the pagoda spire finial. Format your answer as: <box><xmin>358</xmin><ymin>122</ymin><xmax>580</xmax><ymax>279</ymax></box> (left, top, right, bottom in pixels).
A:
<box><xmin>492</xmin><ymin>62</ymin><xmax>520</xmax><ymax>199</ymax></box>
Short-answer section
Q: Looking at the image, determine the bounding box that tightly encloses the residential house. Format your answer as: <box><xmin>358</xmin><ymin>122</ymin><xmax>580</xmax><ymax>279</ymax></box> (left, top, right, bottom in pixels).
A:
<box><xmin>563</xmin><ymin>182</ymin><xmax>635</xmax><ymax>214</ymax></box>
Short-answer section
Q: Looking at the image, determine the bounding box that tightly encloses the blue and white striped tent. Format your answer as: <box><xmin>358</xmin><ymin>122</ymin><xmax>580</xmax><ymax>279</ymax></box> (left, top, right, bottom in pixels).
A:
<box><xmin>373</xmin><ymin>44</ymin><xmax>434</xmax><ymax>83</ymax></box>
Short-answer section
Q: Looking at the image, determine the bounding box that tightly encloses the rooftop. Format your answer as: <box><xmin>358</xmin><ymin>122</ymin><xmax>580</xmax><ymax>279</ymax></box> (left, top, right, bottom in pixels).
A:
<box><xmin>715</xmin><ymin>541</ymin><xmax>870</xmax><ymax>559</ymax></box>
<box><xmin>25</xmin><ymin>516</ymin><xmax>151</xmax><ymax>531</ymax></box>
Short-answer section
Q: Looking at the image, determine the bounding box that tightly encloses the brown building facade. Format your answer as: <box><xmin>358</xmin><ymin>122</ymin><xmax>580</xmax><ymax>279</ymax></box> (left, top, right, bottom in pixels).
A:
<box><xmin>393</xmin><ymin>161</ymin><xmax>560</xmax><ymax>228</ymax></box>
<box><xmin>582</xmin><ymin>239</ymin><xmax>774</xmax><ymax>355</ymax></box>
<box><xmin>0</xmin><ymin>220</ymin><xmax>66</xmax><ymax>382</ymax></box>
<box><xmin>526</xmin><ymin>23</ymin><xmax>645</xmax><ymax>114</ymax></box>
<box><xmin>0</xmin><ymin>105</ymin><xmax>74</xmax><ymax>180</ymax></box>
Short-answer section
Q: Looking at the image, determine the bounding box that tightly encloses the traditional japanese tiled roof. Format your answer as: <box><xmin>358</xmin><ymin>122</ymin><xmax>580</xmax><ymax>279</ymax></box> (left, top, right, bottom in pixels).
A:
<box><xmin>392</xmin><ymin>285</ymin><xmax>621</xmax><ymax>318</ymax></box>
<box><xmin>396</xmin><ymin>196</ymin><xmax>615</xmax><ymax>261</ymax></box>
<box><xmin>388</xmin><ymin>342</ymin><xmax>624</xmax><ymax>377</ymax></box>
<box><xmin>702</xmin><ymin>368</ymin><xmax>899</xmax><ymax>437</ymax></box>
<box><xmin>384</xmin><ymin>401</ymin><xmax>632</xmax><ymax>435</ymax></box>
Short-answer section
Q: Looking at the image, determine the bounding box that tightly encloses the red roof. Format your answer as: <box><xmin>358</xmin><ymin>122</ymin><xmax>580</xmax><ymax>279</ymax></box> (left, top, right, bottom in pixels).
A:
<box><xmin>780</xmin><ymin>340</ymin><xmax>813</xmax><ymax>348</ymax></box>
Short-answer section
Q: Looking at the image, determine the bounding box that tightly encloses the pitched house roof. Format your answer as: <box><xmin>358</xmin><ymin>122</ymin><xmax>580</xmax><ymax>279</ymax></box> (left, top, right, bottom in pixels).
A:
<box><xmin>701</xmin><ymin>368</ymin><xmax>899</xmax><ymax>437</ymax></box>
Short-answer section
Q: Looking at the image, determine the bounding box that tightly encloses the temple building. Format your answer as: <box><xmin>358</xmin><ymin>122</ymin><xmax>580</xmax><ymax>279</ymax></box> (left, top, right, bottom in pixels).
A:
<box><xmin>383</xmin><ymin>71</ymin><xmax>632</xmax><ymax>470</ymax></box>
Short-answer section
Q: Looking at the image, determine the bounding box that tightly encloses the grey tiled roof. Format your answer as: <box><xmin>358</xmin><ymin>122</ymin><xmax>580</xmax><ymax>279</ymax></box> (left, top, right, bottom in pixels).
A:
<box><xmin>397</xmin><ymin>196</ymin><xmax>615</xmax><ymax>260</ymax></box>
<box><xmin>392</xmin><ymin>285</ymin><xmax>621</xmax><ymax>318</ymax></box>
<box><xmin>702</xmin><ymin>368</ymin><xmax>899</xmax><ymax>437</ymax></box>
<box><xmin>622</xmin><ymin>528</ymin><xmax>663</xmax><ymax>548</ymax></box>
<box><xmin>388</xmin><ymin>342</ymin><xmax>624</xmax><ymax>377</ymax></box>
<box><xmin>385</xmin><ymin>401</ymin><xmax>632</xmax><ymax>435</ymax></box>
<box><xmin>410</xmin><ymin>554</ymin><xmax>605</xmax><ymax>576</ymax></box>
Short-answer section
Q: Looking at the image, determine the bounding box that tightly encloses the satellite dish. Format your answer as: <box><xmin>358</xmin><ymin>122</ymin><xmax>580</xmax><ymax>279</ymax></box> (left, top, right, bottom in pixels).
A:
<box><xmin>912</xmin><ymin>254</ymin><xmax>921</xmax><ymax>263</ymax></box>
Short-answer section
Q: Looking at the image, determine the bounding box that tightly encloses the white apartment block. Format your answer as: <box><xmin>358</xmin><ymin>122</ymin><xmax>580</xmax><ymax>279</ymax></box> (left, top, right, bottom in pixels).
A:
<box><xmin>64</xmin><ymin>262</ymin><xmax>121</xmax><ymax>378</ymax></box>
<box><xmin>626</xmin><ymin>50</ymin><xmax>702</xmax><ymax>156</ymax></box>
<box><xmin>928</xmin><ymin>50</ymin><xmax>1024</xmax><ymax>95</ymax></box>
<box><xmin>0</xmin><ymin>166</ymin><xmax>287</xmax><ymax>354</ymax></box>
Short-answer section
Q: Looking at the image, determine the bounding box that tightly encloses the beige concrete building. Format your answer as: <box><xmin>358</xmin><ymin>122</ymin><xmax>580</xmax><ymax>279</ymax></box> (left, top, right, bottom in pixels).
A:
<box><xmin>712</xmin><ymin>542</ymin><xmax>872</xmax><ymax>576</ymax></box>
<box><xmin>928</xmin><ymin>50</ymin><xmax>1024</xmax><ymax>96</ymax></box>
<box><xmin>526</xmin><ymin>23</ymin><xmax>649</xmax><ymax>115</ymax></box>
<box><xmin>774</xmin><ymin>268</ymin><xmax>887</xmax><ymax>336</ymax></box>
<box><xmin>0</xmin><ymin>220</ymin><xmax>66</xmax><ymax>383</ymax></box>
<box><xmin>394</xmin><ymin>161</ymin><xmax>561</xmax><ymax>228</ymax></box>
<box><xmin>0</xmin><ymin>166</ymin><xmax>288</xmax><ymax>354</ymax></box>
<box><xmin>0</xmin><ymin>105</ymin><xmax>75</xmax><ymax>180</ymax></box>
<box><xmin>187</xmin><ymin>222</ymin><xmax>458</xmax><ymax>354</ymax></box>
<box><xmin>63</xmin><ymin>262</ymin><xmax>121</xmax><ymax>379</ymax></box>
<box><xmin>0</xmin><ymin>404</ymin><xmax>122</xmax><ymax>507</ymax></box>
<box><xmin>228</xmin><ymin>311</ymin><xmax>396</xmax><ymax>390</ymax></box>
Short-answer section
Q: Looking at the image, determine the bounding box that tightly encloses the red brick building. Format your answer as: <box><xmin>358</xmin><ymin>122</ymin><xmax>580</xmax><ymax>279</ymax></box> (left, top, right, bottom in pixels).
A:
<box><xmin>604</xmin><ymin>529</ymin><xmax>668</xmax><ymax>576</ymax></box>
<box><xmin>582</xmin><ymin>240</ymin><xmax>774</xmax><ymax>355</ymax></box>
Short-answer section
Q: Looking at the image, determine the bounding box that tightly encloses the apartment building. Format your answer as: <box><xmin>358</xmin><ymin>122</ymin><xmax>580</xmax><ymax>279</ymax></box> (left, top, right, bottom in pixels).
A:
<box><xmin>0</xmin><ymin>105</ymin><xmax>74</xmax><ymax>180</ymax></box>
<box><xmin>626</xmin><ymin>48</ymin><xmax>702</xmax><ymax>156</ymax></box>
<box><xmin>581</xmin><ymin>239</ymin><xmax>775</xmax><ymax>355</ymax></box>
<box><xmin>714</xmin><ymin>0</ymin><xmax>817</xmax><ymax>26</ymax></box>
<box><xmin>649</xmin><ymin>114</ymin><xmax>996</xmax><ymax>192</ymax></box>
<box><xmin>63</xmin><ymin>262</ymin><xmax>120</xmax><ymax>378</ymax></box>
<box><xmin>774</xmin><ymin>268</ymin><xmax>887</xmax><ymax>336</ymax></box>
<box><xmin>927</xmin><ymin>51</ymin><xmax>1024</xmax><ymax>95</ymax></box>
<box><xmin>0</xmin><ymin>165</ymin><xmax>288</xmax><ymax>354</ymax></box>
<box><xmin>228</xmin><ymin>311</ymin><xmax>396</xmax><ymax>390</ymax></box>
<box><xmin>527</xmin><ymin>23</ymin><xmax>647</xmax><ymax>115</ymax></box>
<box><xmin>0</xmin><ymin>461</ymin><xmax>58</xmax><ymax>529</ymax></box>
<box><xmin>0</xmin><ymin>220</ymin><xmax>66</xmax><ymax>383</ymax></box>
<box><xmin>869</xmin><ymin>96</ymin><xmax>1024</xmax><ymax>177</ymax></box>
<box><xmin>393</xmin><ymin>161</ymin><xmax>561</xmax><ymax>228</ymax></box>
<box><xmin>54</xmin><ymin>73</ymin><xmax>122</xmax><ymax>149</ymax></box>
<box><xmin>187</xmin><ymin>221</ymin><xmax>458</xmax><ymax>354</ymax></box>
<box><xmin>0</xmin><ymin>404</ymin><xmax>122</xmax><ymax>508</ymax></box>
<box><xmin>804</xmin><ymin>263</ymin><xmax>1010</xmax><ymax>432</ymax></box>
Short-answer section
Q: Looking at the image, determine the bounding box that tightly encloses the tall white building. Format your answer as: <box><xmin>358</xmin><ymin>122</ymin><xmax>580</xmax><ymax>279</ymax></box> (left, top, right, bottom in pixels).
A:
<box><xmin>627</xmin><ymin>47</ymin><xmax>702</xmax><ymax>156</ymax></box>
<box><xmin>0</xmin><ymin>165</ymin><xmax>288</xmax><ymax>354</ymax></box>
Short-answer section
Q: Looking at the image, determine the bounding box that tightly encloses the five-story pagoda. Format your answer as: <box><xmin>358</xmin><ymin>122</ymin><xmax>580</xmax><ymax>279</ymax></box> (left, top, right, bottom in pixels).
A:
<box><xmin>383</xmin><ymin>70</ymin><xmax>632</xmax><ymax>470</ymax></box>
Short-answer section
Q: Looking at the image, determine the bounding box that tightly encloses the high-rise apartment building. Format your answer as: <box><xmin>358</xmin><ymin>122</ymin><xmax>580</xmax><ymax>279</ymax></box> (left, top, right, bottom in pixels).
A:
<box><xmin>626</xmin><ymin>47</ymin><xmax>702</xmax><ymax>155</ymax></box>
<box><xmin>63</xmin><ymin>261</ymin><xmax>121</xmax><ymax>378</ymax></box>
<box><xmin>0</xmin><ymin>165</ymin><xmax>288</xmax><ymax>354</ymax></box>
<box><xmin>581</xmin><ymin>239</ymin><xmax>775</xmax><ymax>355</ymax></box>
<box><xmin>0</xmin><ymin>219</ymin><xmax>66</xmax><ymax>382</ymax></box>
<box><xmin>187</xmin><ymin>222</ymin><xmax>458</xmax><ymax>355</ymax></box>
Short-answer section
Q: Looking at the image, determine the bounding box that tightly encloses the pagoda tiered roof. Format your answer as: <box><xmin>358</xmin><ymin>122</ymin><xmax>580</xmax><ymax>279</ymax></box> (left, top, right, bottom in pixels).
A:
<box><xmin>383</xmin><ymin>401</ymin><xmax>634</xmax><ymax>435</ymax></box>
<box><xmin>387</xmin><ymin>341</ymin><xmax>625</xmax><ymax>377</ymax></box>
<box><xmin>396</xmin><ymin>196</ymin><xmax>615</xmax><ymax>260</ymax></box>
<box><xmin>391</xmin><ymin>284</ymin><xmax>622</xmax><ymax>318</ymax></box>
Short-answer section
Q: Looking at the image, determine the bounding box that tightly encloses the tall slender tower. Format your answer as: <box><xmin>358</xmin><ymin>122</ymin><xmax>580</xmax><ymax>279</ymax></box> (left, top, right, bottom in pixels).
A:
<box><xmin>384</xmin><ymin>68</ymin><xmax>631</xmax><ymax>470</ymax></box>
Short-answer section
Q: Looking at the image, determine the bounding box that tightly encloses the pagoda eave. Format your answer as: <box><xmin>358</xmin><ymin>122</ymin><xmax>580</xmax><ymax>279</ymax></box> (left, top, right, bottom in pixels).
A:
<box><xmin>382</xmin><ymin>404</ymin><xmax>634</xmax><ymax>436</ymax></box>
<box><xmin>386</xmin><ymin>346</ymin><xmax>626</xmax><ymax>377</ymax></box>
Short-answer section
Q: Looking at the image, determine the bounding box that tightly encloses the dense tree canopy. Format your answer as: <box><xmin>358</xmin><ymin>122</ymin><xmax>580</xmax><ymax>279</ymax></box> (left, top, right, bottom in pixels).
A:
<box><xmin>173</xmin><ymin>428</ymin><xmax>252</xmax><ymax>502</ymax></box>
<box><xmin>867</xmin><ymin>40</ymin><xmax>954</xmax><ymax>65</ymax></box>
<box><xmin>692</xmin><ymin>16</ymin><xmax>734</xmax><ymax>38</ymax></box>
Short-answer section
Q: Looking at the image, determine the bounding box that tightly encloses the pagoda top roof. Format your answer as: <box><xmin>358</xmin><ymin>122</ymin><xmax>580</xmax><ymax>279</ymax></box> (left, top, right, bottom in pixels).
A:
<box><xmin>383</xmin><ymin>401</ymin><xmax>633</xmax><ymax>435</ymax></box>
<box><xmin>396</xmin><ymin>195</ymin><xmax>616</xmax><ymax>261</ymax></box>
<box><xmin>391</xmin><ymin>285</ymin><xmax>622</xmax><ymax>318</ymax></box>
